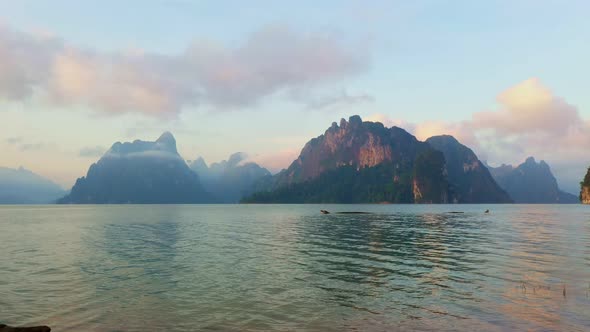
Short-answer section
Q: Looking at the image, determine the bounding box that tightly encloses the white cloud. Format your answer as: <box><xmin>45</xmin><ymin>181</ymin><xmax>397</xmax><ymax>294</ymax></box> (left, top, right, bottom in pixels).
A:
<box><xmin>78</xmin><ymin>146</ymin><xmax>106</xmax><ymax>158</ymax></box>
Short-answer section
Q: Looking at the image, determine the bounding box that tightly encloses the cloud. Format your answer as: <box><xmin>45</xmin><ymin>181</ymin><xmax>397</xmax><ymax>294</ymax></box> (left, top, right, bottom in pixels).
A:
<box><xmin>5</xmin><ymin>137</ymin><xmax>23</xmax><ymax>144</ymax></box>
<box><xmin>4</xmin><ymin>136</ymin><xmax>48</xmax><ymax>151</ymax></box>
<box><xmin>19</xmin><ymin>143</ymin><xmax>45</xmax><ymax>151</ymax></box>
<box><xmin>472</xmin><ymin>78</ymin><xmax>582</xmax><ymax>136</ymax></box>
<box><xmin>0</xmin><ymin>25</ymin><xmax>62</xmax><ymax>99</ymax></box>
<box><xmin>0</xmin><ymin>24</ymin><xmax>369</xmax><ymax>115</ymax></box>
<box><xmin>104</xmin><ymin>150</ymin><xmax>181</xmax><ymax>160</ymax></box>
<box><xmin>370</xmin><ymin>78</ymin><xmax>590</xmax><ymax>192</ymax></box>
<box><xmin>79</xmin><ymin>146</ymin><xmax>106</xmax><ymax>158</ymax></box>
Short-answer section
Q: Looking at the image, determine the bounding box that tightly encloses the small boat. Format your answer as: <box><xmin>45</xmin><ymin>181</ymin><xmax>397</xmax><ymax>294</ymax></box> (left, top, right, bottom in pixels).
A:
<box><xmin>320</xmin><ymin>210</ymin><xmax>330</xmax><ymax>214</ymax></box>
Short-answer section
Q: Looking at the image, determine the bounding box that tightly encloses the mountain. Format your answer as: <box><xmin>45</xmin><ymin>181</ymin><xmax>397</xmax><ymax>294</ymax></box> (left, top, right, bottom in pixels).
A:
<box><xmin>243</xmin><ymin>115</ymin><xmax>454</xmax><ymax>203</ymax></box>
<box><xmin>580</xmin><ymin>167</ymin><xmax>590</xmax><ymax>204</ymax></box>
<box><xmin>488</xmin><ymin>157</ymin><xmax>578</xmax><ymax>203</ymax></box>
<box><xmin>189</xmin><ymin>152</ymin><xmax>271</xmax><ymax>203</ymax></box>
<box><xmin>426</xmin><ymin>135</ymin><xmax>512</xmax><ymax>203</ymax></box>
<box><xmin>0</xmin><ymin>167</ymin><xmax>66</xmax><ymax>204</ymax></box>
<box><xmin>58</xmin><ymin>132</ymin><xmax>210</xmax><ymax>204</ymax></box>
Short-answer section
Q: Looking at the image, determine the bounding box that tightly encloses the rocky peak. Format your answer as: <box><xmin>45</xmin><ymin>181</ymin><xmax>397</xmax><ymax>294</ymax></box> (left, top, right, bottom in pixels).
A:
<box><xmin>106</xmin><ymin>132</ymin><xmax>179</xmax><ymax>157</ymax></box>
<box><xmin>339</xmin><ymin>118</ymin><xmax>348</xmax><ymax>129</ymax></box>
<box><xmin>190</xmin><ymin>157</ymin><xmax>209</xmax><ymax>174</ymax></box>
<box><xmin>348</xmin><ymin>115</ymin><xmax>362</xmax><ymax>127</ymax></box>
<box><xmin>155</xmin><ymin>131</ymin><xmax>177</xmax><ymax>153</ymax></box>
<box><xmin>277</xmin><ymin>115</ymin><xmax>430</xmax><ymax>186</ymax></box>
<box><xmin>227</xmin><ymin>152</ymin><xmax>247</xmax><ymax>167</ymax></box>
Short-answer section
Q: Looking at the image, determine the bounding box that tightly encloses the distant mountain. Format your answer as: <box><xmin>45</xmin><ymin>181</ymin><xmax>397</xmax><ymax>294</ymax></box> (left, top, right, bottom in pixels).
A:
<box><xmin>426</xmin><ymin>135</ymin><xmax>512</xmax><ymax>203</ymax></box>
<box><xmin>189</xmin><ymin>152</ymin><xmax>271</xmax><ymax>203</ymax></box>
<box><xmin>0</xmin><ymin>167</ymin><xmax>66</xmax><ymax>204</ymax></box>
<box><xmin>58</xmin><ymin>132</ymin><xmax>210</xmax><ymax>204</ymax></box>
<box><xmin>581</xmin><ymin>167</ymin><xmax>590</xmax><ymax>204</ymax></box>
<box><xmin>488</xmin><ymin>157</ymin><xmax>578</xmax><ymax>203</ymax></box>
<box><xmin>243</xmin><ymin>115</ymin><xmax>454</xmax><ymax>203</ymax></box>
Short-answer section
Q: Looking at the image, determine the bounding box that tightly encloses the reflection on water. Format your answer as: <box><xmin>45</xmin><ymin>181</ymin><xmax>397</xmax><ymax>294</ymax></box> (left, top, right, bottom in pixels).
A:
<box><xmin>0</xmin><ymin>204</ymin><xmax>589</xmax><ymax>331</ymax></box>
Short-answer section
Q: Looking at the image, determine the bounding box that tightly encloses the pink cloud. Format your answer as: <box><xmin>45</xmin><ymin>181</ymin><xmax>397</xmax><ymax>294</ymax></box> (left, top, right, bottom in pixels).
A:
<box><xmin>0</xmin><ymin>24</ymin><xmax>369</xmax><ymax>115</ymax></box>
<box><xmin>368</xmin><ymin>78</ymin><xmax>590</xmax><ymax>192</ymax></box>
<box><xmin>472</xmin><ymin>78</ymin><xmax>582</xmax><ymax>135</ymax></box>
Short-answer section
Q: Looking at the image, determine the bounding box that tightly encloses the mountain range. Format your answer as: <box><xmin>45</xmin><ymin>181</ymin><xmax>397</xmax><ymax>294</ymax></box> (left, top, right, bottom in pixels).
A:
<box><xmin>4</xmin><ymin>115</ymin><xmax>581</xmax><ymax>205</ymax></box>
<box><xmin>487</xmin><ymin>157</ymin><xmax>578</xmax><ymax>203</ymax></box>
<box><xmin>0</xmin><ymin>167</ymin><xmax>66</xmax><ymax>204</ymax></box>
<box><xmin>189</xmin><ymin>152</ymin><xmax>271</xmax><ymax>203</ymax></box>
<box><xmin>243</xmin><ymin>116</ymin><xmax>511</xmax><ymax>203</ymax></box>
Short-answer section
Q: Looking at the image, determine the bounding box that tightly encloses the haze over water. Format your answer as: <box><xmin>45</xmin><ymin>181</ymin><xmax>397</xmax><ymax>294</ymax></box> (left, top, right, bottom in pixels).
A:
<box><xmin>1</xmin><ymin>205</ymin><xmax>589</xmax><ymax>331</ymax></box>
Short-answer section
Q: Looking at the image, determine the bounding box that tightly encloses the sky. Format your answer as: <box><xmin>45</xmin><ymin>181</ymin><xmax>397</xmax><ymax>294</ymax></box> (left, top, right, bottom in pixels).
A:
<box><xmin>0</xmin><ymin>0</ymin><xmax>589</xmax><ymax>193</ymax></box>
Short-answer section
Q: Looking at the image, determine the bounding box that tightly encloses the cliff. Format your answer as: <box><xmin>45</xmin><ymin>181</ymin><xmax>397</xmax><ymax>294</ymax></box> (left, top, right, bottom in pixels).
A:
<box><xmin>426</xmin><ymin>135</ymin><xmax>512</xmax><ymax>203</ymax></box>
<box><xmin>581</xmin><ymin>167</ymin><xmax>590</xmax><ymax>204</ymax></box>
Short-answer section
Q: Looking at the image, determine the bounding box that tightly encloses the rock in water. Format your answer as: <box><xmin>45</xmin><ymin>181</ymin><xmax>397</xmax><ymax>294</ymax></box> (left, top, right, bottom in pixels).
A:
<box><xmin>581</xmin><ymin>167</ymin><xmax>590</xmax><ymax>204</ymax></box>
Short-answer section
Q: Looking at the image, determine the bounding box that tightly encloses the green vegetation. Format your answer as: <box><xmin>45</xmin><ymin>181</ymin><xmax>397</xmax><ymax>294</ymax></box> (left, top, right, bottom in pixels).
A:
<box><xmin>242</xmin><ymin>164</ymin><xmax>413</xmax><ymax>203</ymax></box>
<box><xmin>242</xmin><ymin>150</ymin><xmax>452</xmax><ymax>204</ymax></box>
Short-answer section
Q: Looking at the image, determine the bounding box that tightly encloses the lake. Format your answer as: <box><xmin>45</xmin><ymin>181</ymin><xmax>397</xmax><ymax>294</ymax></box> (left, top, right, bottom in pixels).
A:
<box><xmin>1</xmin><ymin>204</ymin><xmax>589</xmax><ymax>331</ymax></box>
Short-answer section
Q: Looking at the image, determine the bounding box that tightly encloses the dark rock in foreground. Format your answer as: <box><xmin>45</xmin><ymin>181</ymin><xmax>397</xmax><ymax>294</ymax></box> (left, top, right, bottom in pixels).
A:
<box><xmin>0</xmin><ymin>324</ymin><xmax>50</xmax><ymax>332</ymax></box>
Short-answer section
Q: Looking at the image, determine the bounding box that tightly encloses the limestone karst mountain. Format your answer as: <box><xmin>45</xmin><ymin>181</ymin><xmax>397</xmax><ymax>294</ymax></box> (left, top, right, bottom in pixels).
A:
<box><xmin>58</xmin><ymin>132</ymin><xmax>211</xmax><ymax>204</ymax></box>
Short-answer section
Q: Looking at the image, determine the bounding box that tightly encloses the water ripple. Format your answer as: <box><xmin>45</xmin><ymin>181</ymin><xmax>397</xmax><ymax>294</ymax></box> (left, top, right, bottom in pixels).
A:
<box><xmin>1</xmin><ymin>204</ymin><xmax>589</xmax><ymax>331</ymax></box>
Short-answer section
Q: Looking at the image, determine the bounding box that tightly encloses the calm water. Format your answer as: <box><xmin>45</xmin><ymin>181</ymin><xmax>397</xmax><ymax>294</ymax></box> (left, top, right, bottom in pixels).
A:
<box><xmin>1</xmin><ymin>204</ymin><xmax>589</xmax><ymax>331</ymax></box>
